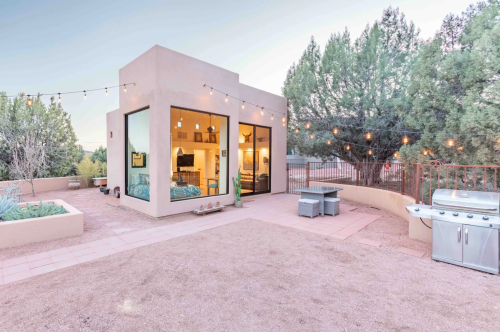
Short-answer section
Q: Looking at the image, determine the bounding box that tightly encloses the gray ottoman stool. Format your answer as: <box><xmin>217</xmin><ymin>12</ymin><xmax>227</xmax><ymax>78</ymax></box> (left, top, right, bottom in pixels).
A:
<box><xmin>298</xmin><ymin>199</ymin><xmax>319</xmax><ymax>218</ymax></box>
<box><xmin>324</xmin><ymin>197</ymin><xmax>340</xmax><ymax>216</ymax></box>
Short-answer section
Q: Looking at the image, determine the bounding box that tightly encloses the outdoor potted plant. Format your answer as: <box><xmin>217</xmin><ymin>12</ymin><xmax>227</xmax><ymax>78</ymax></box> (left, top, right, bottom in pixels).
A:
<box><xmin>232</xmin><ymin>167</ymin><xmax>243</xmax><ymax>208</ymax></box>
<box><xmin>103</xmin><ymin>188</ymin><xmax>110</xmax><ymax>195</ymax></box>
<box><xmin>99</xmin><ymin>185</ymin><xmax>105</xmax><ymax>192</ymax></box>
<box><xmin>68</xmin><ymin>177</ymin><xmax>80</xmax><ymax>190</ymax></box>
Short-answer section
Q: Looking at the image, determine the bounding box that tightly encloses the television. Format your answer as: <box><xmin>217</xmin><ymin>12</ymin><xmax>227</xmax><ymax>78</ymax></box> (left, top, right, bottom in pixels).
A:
<box><xmin>177</xmin><ymin>154</ymin><xmax>195</xmax><ymax>167</ymax></box>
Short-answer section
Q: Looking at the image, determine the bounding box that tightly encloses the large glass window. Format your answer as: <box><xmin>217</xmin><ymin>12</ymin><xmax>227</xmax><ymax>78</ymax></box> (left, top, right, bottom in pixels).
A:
<box><xmin>170</xmin><ymin>107</ymin><xmax>228</xmax><ymax>201</ymax></box>
<box><xmin>238</xmin><ymin>123</ymin><xmax>271</xmax><ymax>196</ymax></box>
<box><xmin>125</xmin><ymin>108</ymin><xmax>150</xmax><ymax>201</ymax></box>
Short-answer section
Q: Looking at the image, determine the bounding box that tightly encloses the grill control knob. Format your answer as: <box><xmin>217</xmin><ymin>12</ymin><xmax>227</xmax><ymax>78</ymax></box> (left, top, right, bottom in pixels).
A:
<box><xmin>453</xmin><ymin>212</ymin><xmax>459</xmax><ymax>217</ymax></box>
<box><xmin>439</xmin><ymin>211</ymin><xmax>445</xmax><ymax>215</ymax></box>
<box><xmin>483</xmin><ymin>216</ymin><xmax>489</xmax><ymax>221</ymax></box>
<box><xmin>467</xmin><ymin>214</ymin><xmax>473</xmax><ymax>218</ymax></box>
<box><xmin>415</xmin><ymin>208</ymin><xmax>420</xmax><ymax>212</ymax></box>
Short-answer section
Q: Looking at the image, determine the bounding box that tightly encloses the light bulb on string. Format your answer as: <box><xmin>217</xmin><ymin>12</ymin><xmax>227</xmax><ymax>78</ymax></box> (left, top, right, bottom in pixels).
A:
<box><xmin>394</xmin><ymin>152</ymin><xmax>399</xmax><ymax>158</ymax></box>
<box><xmin>327</xmin><ymin>140</ymin><xmax>331</xmax><ymax>145</ymax></box>
<box><xmin>27</xmin><ymin>95</ymin><xmax>32</xmax><ymax>106</ymax></box>
<box><xmin>403</xmin><ymin>136</ymin><xmax>409</xmax><ymax>144</ymax></box>
<box><xmin>306</xmin><ymin>122</ymin><xmax>311</xmax><ymax>129</ymax></box>
<box><xmin>368</xmin><ymin>150</ymin><xmax>373</xmax><ymax>155</ymax></box>
<box><xmin>84</xmin><ymin>91</ymin><xmax>87</xmax><ymax>99</ymax></box>
<box><xmin>210</xmin><ymin>88</ymin><xmax>213</xmax><ymax>95</ymax></box>
<box><xmin>225</xmin><ymin>94</ymin><xmax>228</xmax><ymax>102</ymax></box>
<box><xmin>295</xmin><ymin>128</ymin><xmax>299</xmax><ymax>133</ymax></box>
<box><xmin>282</xmin><ymin>122</ymin><xmax>286</xmax><ymax>127</ymax></box>
<box><xmin>242</xmin><ymin>101</ymin><xmax>245</xmax><ymax>109</ymax></box>
<box><xmin>261</xmin><ymin>107</ymin><xmax>264</xmax><ymax>116</ymax></box>
<box><xmin>345</xmin><ymin>145</ymin><xmax>351</xmax><ymax>151</ymax></box>
<box><xmin>105</xmin><ymin>88</ymin><xmax>108</xmax><ymax>96</ymax></box>
<box><xmin>282</xmin><ymin>117</ymin><xmax>286</xmax><ymax>123</ymax></box>
<box><xmin>366</xmin><ymin>133</ymin><xmax>372</xmax><ymax>140</ymax></box>
<box><xmin>124</xmin><ymin>84</ymin><xmax>127</xmax><ymax>92</ymax></box>
<box><xmin>333</xmin><ymin>128</ymin><xmax>339</xmax><ymax>135</ymax></box>
<box><xmin>58</xmin><ymin>93</ymin><xmax>61</xmax><ymax>104</ymax></box>
<box><xmin>423</xmin><ymin>150</ymin><xmax>429</xmax><ymax>156</ymax></box>
<box><xmin>271</xmin><ymin>114</ymin><xmax>274</xmax><ymax>120</ymax></box>
<box><xmin>447</xmin><ymin>138</ymin><xmax>455</xmax><ymax>147</ymax></box>
<box><xmin>310</xmin><ymin>134</ymin><xmax>314</xmax><ymax>139</ymax></box>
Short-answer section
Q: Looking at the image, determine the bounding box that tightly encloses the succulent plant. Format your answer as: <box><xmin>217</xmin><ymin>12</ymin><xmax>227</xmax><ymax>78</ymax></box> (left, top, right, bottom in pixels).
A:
<box><xmin>0</xmin><ymin>197</ymin><xmax>19</xmax><ymax>220</ymax></box>
<box><xmin>232</xmin><ymin>167</ymin><xmax>242</xmax><ymax>202</ymax></box>
<box><xmin>2</xmin><ymin>201</ymin><xmax>67</xmax><ymax>221</ymax></box>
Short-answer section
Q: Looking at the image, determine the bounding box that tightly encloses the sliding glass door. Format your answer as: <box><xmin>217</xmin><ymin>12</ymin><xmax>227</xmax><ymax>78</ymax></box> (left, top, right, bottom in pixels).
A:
<box><xmin>238</xmin><ymin>123</ymin><xmax>271</xmax><ymax>196</ymax></box>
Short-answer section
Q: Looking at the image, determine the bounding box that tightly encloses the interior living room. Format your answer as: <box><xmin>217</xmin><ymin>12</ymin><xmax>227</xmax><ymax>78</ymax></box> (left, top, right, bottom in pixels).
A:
<box><xmin>170</xmin><ymin>107</ymin><xmax>228</xmax><ymax>201</ymax></box>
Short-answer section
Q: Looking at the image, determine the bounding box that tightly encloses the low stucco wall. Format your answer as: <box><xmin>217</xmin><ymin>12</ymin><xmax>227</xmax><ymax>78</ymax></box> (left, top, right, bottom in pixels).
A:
<box><xmin>310</xmin><ymin>181</ymin><xmax>432</xmax><ymax>243</ymax></box>
<box><xmin>0</xmin><ymin>176</ymin><xmax>88</xmax><ymax>196</ymax></box>
<box><xmin>0</xmin><ymin>199</ymin><xmax>84</xmax><ymax>249</ymax></box>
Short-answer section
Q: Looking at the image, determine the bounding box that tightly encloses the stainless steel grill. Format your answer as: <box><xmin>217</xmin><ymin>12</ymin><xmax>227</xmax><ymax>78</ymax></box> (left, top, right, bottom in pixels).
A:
<box><xmin>407</xmin><ymin>189</ymin><xmax>500</xmax><ymax>274</ymax></box>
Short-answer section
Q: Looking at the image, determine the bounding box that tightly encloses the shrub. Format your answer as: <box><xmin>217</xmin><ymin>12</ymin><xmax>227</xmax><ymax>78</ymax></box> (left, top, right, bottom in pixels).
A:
<box><xmin>75</xmin><ymin>155</ymin><xmax>100</xmax><ymax>187</ymax></box>
<box><xmin>1</xmin><ymin>201</ymin><xmax>67</xmax><ymax>221</ymax></box>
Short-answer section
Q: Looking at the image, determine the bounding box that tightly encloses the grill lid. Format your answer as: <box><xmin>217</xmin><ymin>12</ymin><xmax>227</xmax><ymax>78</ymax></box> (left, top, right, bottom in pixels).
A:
<box><xmin>432</xmin><ymin>189</ymin><xmax>500</xmax><ymax>215</ymax></box>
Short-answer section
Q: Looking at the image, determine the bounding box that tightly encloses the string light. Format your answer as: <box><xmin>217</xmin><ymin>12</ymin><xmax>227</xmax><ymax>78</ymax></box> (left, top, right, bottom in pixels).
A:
<box><xmin>394</xmin><ymin>152</ymin><xmax>399</xmax><ymax>158</ymax></box>
<box><xmin>105</xmin><ymin>88</ymin><xmax>108</xmax><ymax>96</ymax></box>
<box><xmin>368</xmin><ymin>150</ymin><xmax>373</xmax><ymax>155</ymax></box>
<box><xmin>58</xmin><ymin>93</ymin><xmax>61</xmax><ymax>104</ymax></box>
<box><xmin>423</xmin><ymin>150</ymin><xmax>429</xmax><ymax>156</ymax></box>
<box><xmin>282</xmin><ymin>117</ymin><xmax>286</xmax><ymax>122</ymax></box>
<box><xmin>327</xmin><ymin>140</ymin><xmax>331</xmax><ymax>145</ymax></box>
<box><xmin>346</xmin><ymin>145</ymin><xmax>351</xmax><ymax>151</ymax></box>
<box><xmin>124</xmin><ymin>84</ymin><xmax>127</xmax><ymax>92</ymax></box>
<box><xmin>306</xmin><ymin>122</ymin><xmax>311</xmax><ymax>129</ymax></box>
<box><xmin>310</xmin><ymin>134</ymin><xmax>314</xmax><ymax>139</ymax></box>
<box><xmin>282</xmin><ymin>122</ymin><xmax>286</xmax><ymax>127</ymax></box>
<box><xmin>403</xmin><ymin>136</ymin><xmax>409</xmax><ymax>144</ymax></box>
<box><xmin>210</xmin><ymin>88</ymin><xmax>213</xmax><ymax>95</ymax></box>
<box><xmin>366</xmin><ymin>133</ymin><xmax>372</xmax><ymax>140</ymax></box>
<box><xmin>225</xmin><ymin>94</ymin><xmax>228</xmax><ymax>102</ymax></box>
<box><xmin>84</xmin><ymin>91</ymin><xmax>87</xmax><ymax>99</ymax></box>
<box><xmin>271</xmin><ymin>114</ymin><xmax>274</xmax><ymax>120</ymax></box>
<box><xmin>27</xmin><ymin>95</ymin><xmax>32</xmax><ymax>106</ymax></box>
<box><xmin>333</xmin><ymin>128</ymin><xmax>339</xmax><ymax>135</ymax></box>
<box><xmin>242</xmin><ymin>101</ymin><xmax>245</xmax><ymax>109</ymax></box>
<box><xmin>447</xmin><ymin>138</ymin><xmax>455</xmax><ymax>147</ymax></box>
<box><xmin>261</xmin><ymin>107</ymin><xmax>264</xmax><ymax>116</ymax></box>
<box><xmin>295</xmin><ymin>128</ymin><xmax>299</xmax><ymax>133</ymax></box>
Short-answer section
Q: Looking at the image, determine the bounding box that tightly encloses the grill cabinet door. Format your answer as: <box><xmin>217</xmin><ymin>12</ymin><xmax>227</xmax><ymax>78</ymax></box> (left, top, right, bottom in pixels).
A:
<box><xmin>432</xmin><ymin>219</ymin><xmax>462</xmax><ymax>262</ymax></box>
<box><xmin>462</xmin><ymin>225</ymin><xmax>499</xmax><ymax>274</ymax></box>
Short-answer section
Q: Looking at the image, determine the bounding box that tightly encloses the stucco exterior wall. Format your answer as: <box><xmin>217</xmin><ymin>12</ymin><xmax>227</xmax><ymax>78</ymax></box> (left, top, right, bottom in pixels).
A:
<box><xmin>106</xmin><ymin>109</ymin><xmax>121</xmax><ymax>190</ymax></box>
<box><xmin>310</xmin><ymin>181</ymin><xmax>432</xmax><ymax>243</ymax></box>
<box><xmin>108</xmin><ymin>45</ymin><xmax>287</xmax><ymax>217</ymax></box>
<box><xmin>0</xmin><ymin>176</ymin><xmax>88</xmax><ymax>196</ymax></box>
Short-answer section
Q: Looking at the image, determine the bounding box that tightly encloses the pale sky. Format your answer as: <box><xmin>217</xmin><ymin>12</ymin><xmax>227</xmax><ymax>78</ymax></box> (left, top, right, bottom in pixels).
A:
<box><xmin>0</xmin><ymin>0</ymin><xmax>472</xmax><ymax>151</ymax></box>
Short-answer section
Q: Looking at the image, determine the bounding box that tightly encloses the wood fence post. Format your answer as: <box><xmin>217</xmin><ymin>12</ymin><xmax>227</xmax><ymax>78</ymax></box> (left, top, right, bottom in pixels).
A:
<box><xmin>415</xmin><ymin>164</ymin><xmax>421</xmax><ymax>204</ymax></box>
<box><xmin>306</xmin><ymin>162</ymin><xmax>310</xmax><ymax>187</ymax></box>
<box><xmin>356</xmin><ymin>162</ymin><xmax>360</xmax><ymax>186</ymax></box>
<box><xmin>401</xmin><ymin>166</ymin><xmax>405</xmax><ymax>195</ymax></box>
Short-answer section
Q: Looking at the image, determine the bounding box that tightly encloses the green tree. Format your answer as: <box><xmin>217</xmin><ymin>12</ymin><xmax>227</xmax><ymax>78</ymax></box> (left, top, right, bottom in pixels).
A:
<box><xmin>401</xmin><ymin>0</ymin><xmax>500</xmax><ymax>165</ymax></box>
<box><xmin>91</xmin><ymin>146</ymin><xmax>107</xmax><ymax>163</ymax></box>
<box><xmin>0</xmin><ymin>93</ymin><xmax>80</xmax><ymax>180</ymax></box>
<box><xmin>283</xmin><ymin>7</ymin><xmax>420</xmax><ymax>167</ymax></box>
<box><xmin>75</xmin><ymin>155</ymin><xmax>100</xmax><ymax>187</ymax></box>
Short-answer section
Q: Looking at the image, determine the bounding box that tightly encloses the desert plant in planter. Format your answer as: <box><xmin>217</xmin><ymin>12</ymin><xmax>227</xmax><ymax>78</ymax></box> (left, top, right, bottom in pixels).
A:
<box><xmin>1</xmin><ymin>201</ymin><xmax>67</xmax><ymax>221</ymax></box>
<box><xmin>0</xmin><ymin>197</ymin><xmax>19</xmax><ymax>221</ymax></box>
<box><xmin>99</xmin><ymin>185</ymin><xmax>105</xmax><ymax>192</ymax></box>
<box><xmin>232</xmin><ymin>167</ymin><xmax>243</xmax><ymax>208</ymax></box>
<box><xmin>103</xmin><ymin>188</ymin><xmax>110</xmax><ymax>195</ymax></box>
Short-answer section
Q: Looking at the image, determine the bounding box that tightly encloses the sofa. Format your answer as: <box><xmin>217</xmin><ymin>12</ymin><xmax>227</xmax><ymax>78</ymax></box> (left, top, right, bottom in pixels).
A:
<box><xmin>240</xmin><ymin>173</ymin><xmax>269</xmax><ymax>191</ymax></box>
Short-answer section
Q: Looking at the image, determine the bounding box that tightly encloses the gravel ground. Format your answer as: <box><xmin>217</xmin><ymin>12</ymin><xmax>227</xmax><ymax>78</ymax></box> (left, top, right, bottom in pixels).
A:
<box><xmin>0</xmin><ymin>188</ymin><xmax>238</xmax><ymax>261</ymax></box>
<box><xmin>0</xmin><ymin>189</ymin><xmax>498</xmax><ymax>331</ymax></box>
<box><xmin>0</xmin><ymin>218</ymin><xmax>499</xmax><ymax>331</ymax></box>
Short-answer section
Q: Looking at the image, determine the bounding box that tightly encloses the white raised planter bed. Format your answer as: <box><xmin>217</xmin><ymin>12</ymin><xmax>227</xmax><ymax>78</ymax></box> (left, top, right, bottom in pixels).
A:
<box><xmin>0</xmin><ymin>199</ymin><xmax>83</xmax><ymax>249</ymax></box>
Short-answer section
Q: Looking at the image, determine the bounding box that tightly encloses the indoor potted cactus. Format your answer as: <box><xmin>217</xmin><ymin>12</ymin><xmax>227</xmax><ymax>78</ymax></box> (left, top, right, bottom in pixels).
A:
<box><xmin>232</xmin><ymin>167</ymin><xmax>243</xmax><ymax>208</ymax></box>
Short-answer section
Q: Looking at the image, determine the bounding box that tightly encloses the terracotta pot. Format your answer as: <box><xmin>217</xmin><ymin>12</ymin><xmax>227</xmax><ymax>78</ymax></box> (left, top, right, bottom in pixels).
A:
<box><xmin>235</xmin><ymin>200</ymin><xmax>243</xmax><ymax>208</ymax></box>
<box><xmin>68</xmin><ymin>180</ymin><xmax>80</xmax><ymax>190</ymax></box>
